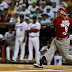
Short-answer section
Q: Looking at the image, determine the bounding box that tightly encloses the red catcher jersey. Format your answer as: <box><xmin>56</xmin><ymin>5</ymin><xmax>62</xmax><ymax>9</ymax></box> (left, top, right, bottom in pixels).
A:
<box><xmin>53</xmin><ymin>18</ymin><xmax>72</xmax><ymax>38</ymax></box>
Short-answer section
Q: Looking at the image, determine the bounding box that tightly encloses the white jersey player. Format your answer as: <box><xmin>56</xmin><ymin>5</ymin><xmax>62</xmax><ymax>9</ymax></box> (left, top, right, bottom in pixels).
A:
<box><xmin>27</xmin><ymin>16</ymin><xmax>41</xmax><ymax>64</ymax></box>
<box><xmin>12</xmin><ymin>14</ymin><xmax>28</xmax><ymax>62</ymax></box>
<box><xmin>4</xmin><ymin>25</ymin><xmax>15</xmax><ymax>61</ymax></box>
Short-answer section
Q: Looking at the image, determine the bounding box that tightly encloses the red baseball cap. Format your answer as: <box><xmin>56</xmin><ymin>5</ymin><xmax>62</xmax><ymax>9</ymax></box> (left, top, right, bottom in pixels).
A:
<box><xmin>57</xmin><ymin>8</ymin><xmax>68</xmax><ymax>16</ymax></box>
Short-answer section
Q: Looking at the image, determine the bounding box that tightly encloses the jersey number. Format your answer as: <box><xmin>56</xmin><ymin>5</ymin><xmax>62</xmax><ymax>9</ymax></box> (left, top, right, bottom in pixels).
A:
<box><xmin>60</xmin><ymin>20</ymin><xmax>70</xmax><ymax>35</ymax></box>
<box><xmin>20</xmin><ymin>28</ymin><xmax>23</xmax><ymax>31</ymax></box>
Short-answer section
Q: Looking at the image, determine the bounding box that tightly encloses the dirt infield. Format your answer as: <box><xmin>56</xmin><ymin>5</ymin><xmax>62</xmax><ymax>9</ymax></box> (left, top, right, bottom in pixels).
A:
<box><xmin>0</xmin><ymin>64</ymin><xmax>72</xmax><ymax>72</ymax></box>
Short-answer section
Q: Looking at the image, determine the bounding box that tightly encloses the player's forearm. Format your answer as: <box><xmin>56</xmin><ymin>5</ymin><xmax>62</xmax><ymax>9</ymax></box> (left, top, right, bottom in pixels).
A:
<box><xmin>27</xmin><ymin>29</ymin><xmax>39</xmax><ymax>33</ymax></box>
<box><xmin>31</xmin><ymin>29</ymin><xmax>39</xmax><ymax>32</ymax></box>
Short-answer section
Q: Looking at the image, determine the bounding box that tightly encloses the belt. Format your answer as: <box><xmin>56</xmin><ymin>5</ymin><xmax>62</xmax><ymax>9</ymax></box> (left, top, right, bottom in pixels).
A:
<box><xmin>56</xmin><ymin>37</ymin><xmax>68</xmax><ymax>40</ymax></box>
<box><xmin>30</xmin><ymin>36</ymin><xmax>38</xmax><ymax>38</ymax></box>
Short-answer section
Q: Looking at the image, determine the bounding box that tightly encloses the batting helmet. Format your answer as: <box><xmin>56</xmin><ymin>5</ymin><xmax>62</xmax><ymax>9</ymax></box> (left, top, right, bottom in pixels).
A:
<box><xmin>57</xmin><ymin>8</ymin><xmax>68</xmax><ymax>16</ymax></box>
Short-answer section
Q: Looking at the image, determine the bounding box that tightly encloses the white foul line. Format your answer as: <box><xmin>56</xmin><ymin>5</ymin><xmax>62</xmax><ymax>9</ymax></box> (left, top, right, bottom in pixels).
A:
<box><xmin>0</xmin><ymin>69</ymin><xmax>62</xmax><ymax>72</ymax></box>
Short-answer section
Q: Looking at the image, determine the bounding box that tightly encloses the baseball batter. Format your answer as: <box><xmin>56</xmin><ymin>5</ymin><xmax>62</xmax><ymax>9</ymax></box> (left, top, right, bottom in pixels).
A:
<box><xmin>12</xmin><ymin>14</ymin><xmax>28</xmax><ymax>62</ymax></box>
<box><xmin>4</xmin><ymin>25</ymin><xmax>15</xmax><ymax>61</ymax></box>
<box><xmin>27</xmin><ymin>16</ymin><xmax>41</xmax><ymax>64</ymax></box>
<box><xmin>34</xmin><ymin>8</ymin><xmax>72</xmax><ymax>68</ymax></box>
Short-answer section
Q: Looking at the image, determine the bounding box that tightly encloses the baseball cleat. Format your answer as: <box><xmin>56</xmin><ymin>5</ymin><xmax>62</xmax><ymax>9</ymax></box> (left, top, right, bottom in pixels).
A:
<box><xmin>19</xmin><ymin>60</ymin><xmax>23</xmax><ymax>62</ymax></box>
<box><xmin>33</xmin><ymin>63</ymin><xmax>39</xmax><ymax>68</ymax></box>
<box><xmin>11</xmin><ymin>60</ymin><xmax>16</xmax><ymax>62</ymax></box>
<box><xmin>39</xmin><ymin>64</ymin><xmax>43</xmax><ymax>68</ymax></box>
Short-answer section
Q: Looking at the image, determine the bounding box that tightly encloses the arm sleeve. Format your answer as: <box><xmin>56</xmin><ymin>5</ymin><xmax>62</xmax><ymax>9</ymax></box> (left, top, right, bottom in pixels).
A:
<box><xmin>37</xmin><ymin>23</ymin><xmax>41</xmax><ymax>30</ymax></box>
<box><xmin>53</xmin><ymin>18</ymin><xmax>56</xmax><ymax>25</ymax></box>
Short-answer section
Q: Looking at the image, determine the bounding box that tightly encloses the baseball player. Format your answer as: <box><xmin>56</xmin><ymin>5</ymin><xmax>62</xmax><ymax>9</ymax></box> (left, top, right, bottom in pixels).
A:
<box><xmin>33</xmin><ymin>8</ymin><xmax>72</xmax><ymax>68</ymax></box>
<box><xmin>4</xmin><ymin>25</ymin><xmax>15</xmax><ymax>62</ymax></box>
<box><xmin>12</xmin><ymin>14</ymin><xmax>28</xmax><ymax>62</ymax></box>
<box><xmin>39</xmin><ymin>41</ymin><xmax>54</xmax><ymax>65</ymax></box>
<box><xmin>27</xmin><ymin>16</ymin><xmax>41</xmax><ymax>64</ymax></box>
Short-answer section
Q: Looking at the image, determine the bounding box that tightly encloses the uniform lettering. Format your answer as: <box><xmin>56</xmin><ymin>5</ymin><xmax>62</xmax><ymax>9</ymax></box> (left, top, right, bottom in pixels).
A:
<box><xmin>60</xmin><ymin>20</ymin><xmax>70</xmax><ymax>35</ymax></box>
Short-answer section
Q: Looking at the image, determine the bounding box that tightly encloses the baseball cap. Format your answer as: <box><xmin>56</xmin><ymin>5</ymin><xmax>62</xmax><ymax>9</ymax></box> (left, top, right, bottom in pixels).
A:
<box><xmin>20</xmin><ymin>14</ymin><xmax>24</xmax><ymax>18</ymax></box>
<box><xmin>46</xmin><ymin>6</ymin><xmax>51</xmax><ymax>10</ymax></box>
<box><xmin>8</xmin><ymin>25</ymin><xmax>13</xmax><ymax>29</ymax></box>
<box><xmin>22</xmin><ymin>4</ymin><xmax>26</xmax><ymax>7</ymax></box>
<box><xmin>57</xmin><ymin>8</ymin><xmax>68</xmax><ymax>16</ymax></box>
<box><xmin>15</xmin><ymin>12</ymin><xmax>19</xmax><ymax>14</ymax></box>
<box><xmin>42</xmin><ymin>13</ymin><xmax>48</xmax><ymax>17</ymax></box>
<box><xmin>41</xmin><ymin>1</ymin><xmax>46</xmax><ymax>4</ymax></box>
<box><xmin>25</xmin><ymin>17</ymin><xmax>30</xmax><ymax>20</ymax></box>
<box><xmin>32</xmin><ymin>0</ymin><xmax>37</xmax><ymax>3</ymax></box>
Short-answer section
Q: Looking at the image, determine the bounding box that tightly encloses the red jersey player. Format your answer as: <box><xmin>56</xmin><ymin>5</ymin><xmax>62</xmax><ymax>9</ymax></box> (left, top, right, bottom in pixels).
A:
<box><xmin>33</xmin><ymin>8</ymin><xmax>72</xmax><ymax>68</ymax></box>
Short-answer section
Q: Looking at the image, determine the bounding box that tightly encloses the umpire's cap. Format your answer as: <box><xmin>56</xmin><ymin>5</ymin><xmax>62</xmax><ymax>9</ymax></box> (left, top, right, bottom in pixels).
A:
<box><xmin>20</xmin><ymin>14</ymin><xmax>24</xmax><ymax>18</ymax></box>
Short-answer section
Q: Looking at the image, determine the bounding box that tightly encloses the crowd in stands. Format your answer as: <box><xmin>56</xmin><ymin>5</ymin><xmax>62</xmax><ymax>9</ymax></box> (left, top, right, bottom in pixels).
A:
<box><xmin>0</xmin><ymin>0</ymin><xmax>72</xmax><ymax>25</ymax></box>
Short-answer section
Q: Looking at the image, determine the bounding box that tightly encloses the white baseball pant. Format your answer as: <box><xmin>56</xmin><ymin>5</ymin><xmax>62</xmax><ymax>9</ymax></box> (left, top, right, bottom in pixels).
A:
<box><xmin>44</xmin><ymin>37</ymin><xmax>72</xmax><ymax>63</ymax></box>
<box><xmin>12</xmin><ymin>36</ymin><xmax>26</xmax><ymax>61</ymax></box>
<box><xmin>28</xmin><ymin>36</ymin><xmax>40</xmax><ymax>64</ymax></box>
<box><xmin>6</xmin><ymin>45</ymin><xmax>15</xmax><ymax>61</ymax></box>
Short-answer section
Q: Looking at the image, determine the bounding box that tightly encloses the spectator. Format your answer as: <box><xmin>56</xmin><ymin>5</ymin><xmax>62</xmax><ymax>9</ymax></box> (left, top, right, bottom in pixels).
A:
<box><xmin>58</xmin><ymin>0</ymin><xmax>68</xmax><ymax>8</ymax></box>
<box><xmin>51</xmin><ymin>1</ymin><xmax>60</xmax><ymax>18</ymax></box>
<box><xmin>9</xmin><ymin>12</ymin><xmax>19</xmax><ymax>23</ymax></box>
<box><xmin>23</xmin><ymin>0</ymin><xmax>28</xmax><ymax>8</ymax></box>
<box><xmin>40</xmin><ymin>1</ymin><xmax>46</xmax><ymax>12</ymax></box>
<box><xmin>41</xmin><ymin>13</ymin><xmax>51</xmax><ymax>25</ymax></box>
<box><xmin>1</xmin><ymin>8</ymin><xmax>11</xmax><ymax>22</ymax></box>
<box><xmin>0</xmin><ymin>0</ymin><xmax>8</xmax><ymax>11</ymax></box>
<box><xmin>28</xmin><ymin>0</ymin><xmax>35</xmax><ymax>4</ymax></box>
<box><xmin>10</xmin><ymin>0</ymin><xmax>15</xmax><ymax>5</ymax></box>
<box><xmin>25</xmin><ymin>17</ymin><xmax>30</xmax><ymax>24</ymax></box>
<box><xmin>28</xmin><ymin>0</ymin><xmax>39</xmax><ymax>13</ymax></box>
<box><xmin>15</xmin><ymin>0</ymin><xmax>21</xmax><ymax>11</ymax></box>
<box><xmin>33</xmin><ymin>8</ymin><xmax>42</xmax><ymax>18</ymax></box>
<box><xmin>37</xmin><ymin>16</ymin><xmax>42</xmax><ymax>23</ymax></box>
<box><xmin>44</xmin><ymin>0</ymin><xmax>52</xmax><ymax>6</ymax></box>
<box><xmin>8</xmin><ymin>4</ymin><xmax>17</xmax><ymax>16</ymax></box>
<box><xmin>4</xmin><ymin>0</ymin><xmax>12</xmax><ymax>4</ymax></box>
<box><xmin>19</xmin><ymin>4</ymin><xmax>31</xmax><ymax>17</ymax></box>
<box><xmin>44</xmin><ymin>6</ymin><xmax>54</xmax><ymax>22</ymax></box>
<box><xmin>50</xmin><ymin>0</ymin><xmax>60</xmax><ymax>5</ymax></box>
